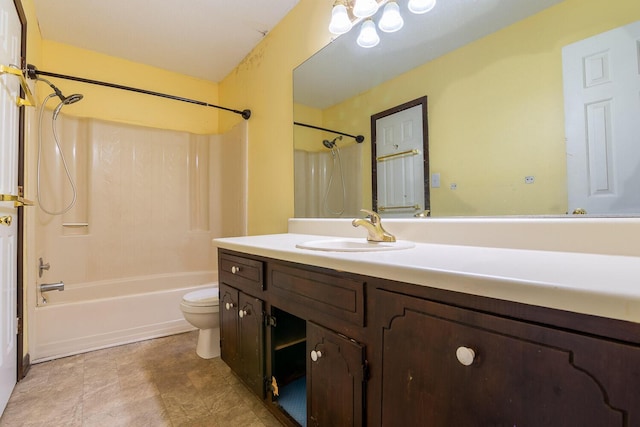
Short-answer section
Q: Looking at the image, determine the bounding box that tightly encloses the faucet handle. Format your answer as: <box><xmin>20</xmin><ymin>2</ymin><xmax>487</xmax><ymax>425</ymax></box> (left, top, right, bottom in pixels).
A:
<box><xmin>359</xmin><ymin>209</ymin><xmax>380</xmax><ymax>223</ymax></box>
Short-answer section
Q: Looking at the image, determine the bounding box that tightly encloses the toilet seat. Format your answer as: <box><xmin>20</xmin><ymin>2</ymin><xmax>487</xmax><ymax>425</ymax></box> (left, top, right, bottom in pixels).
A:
<box><xmin>182</xmin><ymin>287</ymin><xmax>219</xmax><ymax>307</ymax></box>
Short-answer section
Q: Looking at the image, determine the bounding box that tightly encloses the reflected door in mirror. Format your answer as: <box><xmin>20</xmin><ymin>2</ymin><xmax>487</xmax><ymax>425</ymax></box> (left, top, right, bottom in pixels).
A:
<box><xmin>372</xmin><ymin>97</ymin><xmax>429</xmax><ymax>218</ymax></box>
<box><xmin>564</xmin><ymin>20</ymin><xmax>640</xmax><ymax>214</ymax></box>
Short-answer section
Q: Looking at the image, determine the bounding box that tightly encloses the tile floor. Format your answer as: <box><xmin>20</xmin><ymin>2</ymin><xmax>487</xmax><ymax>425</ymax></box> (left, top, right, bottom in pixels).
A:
<box><xmin>0</xmin><ymin>331</ymin><xmax>282</xmax><ymax>427</ymax></box>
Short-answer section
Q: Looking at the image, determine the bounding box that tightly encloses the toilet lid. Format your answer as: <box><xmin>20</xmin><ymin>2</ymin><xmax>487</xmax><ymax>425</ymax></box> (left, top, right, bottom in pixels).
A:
<box><xmin>182</xmin><ymin>287</ymin><xmax>219</xmax><ymax>306</ymax></box>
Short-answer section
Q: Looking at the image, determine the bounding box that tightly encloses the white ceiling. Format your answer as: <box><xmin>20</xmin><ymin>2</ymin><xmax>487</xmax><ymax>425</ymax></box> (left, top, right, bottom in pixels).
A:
<box><xmin>32</xmin><ymin>0</ymin><xmax>300</xmax><ymax>82</ymax></box>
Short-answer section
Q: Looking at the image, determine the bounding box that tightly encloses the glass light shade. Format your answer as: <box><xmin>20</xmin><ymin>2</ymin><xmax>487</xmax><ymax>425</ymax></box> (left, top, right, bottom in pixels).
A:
<box><xmin>328</xmin><ymin>4</ymin><xmax>353</xmax><ymax>35</ymax></box>
<box><xmin>352</xmin><ymin>0</ymin><xmax>379</xmax><ymax>18</ymax></box>
<box><xmin>378</xmin><ymin>1</ymin><xmax>404</xmax><ymax>33</ymax></box>
<box><xmin>357</xmin><ymin>19</ymin><xmax>380</xmax><ymax>48</ymax></box>
<box><xmin>408</xmin><ymin>0</ymin><xmax>436</xmax><ymax>14</ymax></box>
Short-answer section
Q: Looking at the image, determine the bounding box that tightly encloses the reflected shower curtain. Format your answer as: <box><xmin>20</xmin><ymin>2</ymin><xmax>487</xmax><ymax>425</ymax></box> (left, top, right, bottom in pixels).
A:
<box><xmin>294</xmin><ymin>143</ymin><xmax>362</xmax><ymax>217</ymax></box>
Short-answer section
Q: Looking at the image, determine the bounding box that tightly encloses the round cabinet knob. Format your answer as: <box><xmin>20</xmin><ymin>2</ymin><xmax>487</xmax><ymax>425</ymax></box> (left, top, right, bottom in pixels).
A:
<box><xmin>225</xmin><ymin>302</ymin><xmax>235</xmax><ymax>310</ymax></box>
<box><xmin>456</xmin><ymin>346</ymin><xmax>476</xmax><ymax>366</ymax></box>
<box><xmin>239</xmin><ymin>309</ymin><xmax>248</xmax><ymax>318</ymax></box>
<box><xmin>231</xmin><ymin>266</ymin><xmax>240</xmax><ymax>274</ymax></box>
<box><xmin>310</xmin><ymin>350</ymin><xmax>322</xmax><ymax>362</ymax></box>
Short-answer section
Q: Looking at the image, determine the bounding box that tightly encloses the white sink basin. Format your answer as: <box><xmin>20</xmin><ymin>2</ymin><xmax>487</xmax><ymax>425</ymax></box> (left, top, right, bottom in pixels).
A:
<box><xmin>296</xmin><ymin>238</ymin><xmax>415</xmax><ymax>252</ymax></box>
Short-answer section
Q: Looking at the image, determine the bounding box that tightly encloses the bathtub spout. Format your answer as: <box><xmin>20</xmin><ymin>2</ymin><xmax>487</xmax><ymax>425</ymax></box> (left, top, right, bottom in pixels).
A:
<box><xmin>40</xmin><ymin>281</ymin><xmax>64</xmax><ymax>293</ymax></box>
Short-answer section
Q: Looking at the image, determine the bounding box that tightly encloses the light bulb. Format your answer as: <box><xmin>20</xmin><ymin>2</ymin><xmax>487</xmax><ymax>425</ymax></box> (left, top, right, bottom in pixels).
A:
<box><xmin>352</xmin><ymin>0</ymin><xmax>379</xmax><ymax>18</ymax></box>
<box><xmin>357</xmin><ymin>19</ymin><xmax>380</xmax><ymax>48</ymax></box>
<box><xmin>408</xmin><ymin>0</ymin><xmax>436</xmax><ymax>14</ymax></box>
<box><xmin>378</xmin><ymin>1</ymin><xmax>404</xmax><ymax>33</ymax></box>
<box><xmin>328</xmin><ymin>4</ymin><xmax>352</xmax><ymax>35</ymax></box>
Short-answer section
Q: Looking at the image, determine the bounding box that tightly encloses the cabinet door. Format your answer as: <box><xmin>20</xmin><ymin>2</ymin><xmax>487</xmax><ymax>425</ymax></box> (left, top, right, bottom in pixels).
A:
<box><xmin>374</xmin><ymin>289</ymin><xmax>639</xmax><ymax>426</ymax></box>
<box><xmin>219</xmin><ymin>283</ymin><xmax>239</xmax><ymax>373</ymax></box>
<box><xmin>238</xmin><ymin>292</ymin><xmax>265</xmax><ymax>398</ymax></box>
<box><xmin>307</xmin><ymin>322</ymin><xmax>364</xmax><ymax>427</ymax></box>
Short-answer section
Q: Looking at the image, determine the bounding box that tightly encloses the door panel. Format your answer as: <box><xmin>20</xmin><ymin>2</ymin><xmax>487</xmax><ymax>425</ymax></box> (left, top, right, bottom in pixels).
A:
<box><xmin>307</xmin><ymin>321</ymin><xmax>364</xmax><ymax>427</ymax></box>
<box><xmin>563</xmin><ymin>21</ymin><xmax>640</xmax><ymax>214</ymax></box>
<box><xmin>238</xmin><ymin>293</ymin><xmax>264</xmax><ymax>398</ymax></box>
<box><xmin>0</xmin><ymin>0</ymin><xmax>21</xmax><ymax>414</ymax></box>
<box><xmin>219</xmin><ymin>283</ymin><xmax>239</xmax><ymax>373</ymax></box>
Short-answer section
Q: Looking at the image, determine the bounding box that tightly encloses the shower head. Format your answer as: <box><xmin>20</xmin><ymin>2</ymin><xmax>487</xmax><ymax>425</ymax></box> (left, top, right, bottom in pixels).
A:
<box><xmin>63</xmin><ymin>94</ymin><xmax>83</xmax><ymax>105</ymax></box>
<box><xmin>323</xmin><ymin>139</ymin><xmax>335</xmax><ymax>149</ymax></box>
<box><xmin>322</xmin><ymin>135</ymin><xmax>343</xmax><ymax>149</ymax></box>
<box><xmin>37</xmin><ymin>77</ymin><xmax>83</xmax><ymax>105</ymax></box>
<box><xmin>52</xmin><ymin>93</ymin><xmax>84</xmax><ymax>120</ymax></box>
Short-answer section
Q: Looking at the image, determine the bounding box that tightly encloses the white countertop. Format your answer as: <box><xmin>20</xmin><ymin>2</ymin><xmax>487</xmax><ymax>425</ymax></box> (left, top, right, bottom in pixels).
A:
<box><xmin>213</xmin><ymin>232</ymin><xmax>640</xmax><ymax>324</ymax></box>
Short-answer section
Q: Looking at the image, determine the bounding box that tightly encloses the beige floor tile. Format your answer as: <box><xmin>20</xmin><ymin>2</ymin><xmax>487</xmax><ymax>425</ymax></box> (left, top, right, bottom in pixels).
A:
<box><xmin>0</xmin><ymin>331</ymin><xmax>283</xmax><ymax>427</ymax></box>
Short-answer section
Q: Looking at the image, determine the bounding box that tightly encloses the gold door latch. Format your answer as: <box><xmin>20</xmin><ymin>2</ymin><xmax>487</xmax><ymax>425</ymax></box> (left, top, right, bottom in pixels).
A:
<box><xmin>0</xmin><ymin>64</ymin><xmax>35</xmax><ymax>107</ymax></box>
<box><xmin>0</xmin><ymin>216</ymin><xmax>12</xmax><ymax>226</ymax></box>
<box><xmin>0</xmin><ymin>194</ymin><xmax>34</xmax><ymax>207</ymax></box>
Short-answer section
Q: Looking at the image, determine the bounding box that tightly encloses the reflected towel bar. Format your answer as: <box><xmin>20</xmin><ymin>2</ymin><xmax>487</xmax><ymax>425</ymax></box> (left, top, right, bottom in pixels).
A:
<box><xmin>0</xmin><ymin>64</ymin><xmax>35</xmax><ymax>107</ymax></box>
<box><xmin>376</xmin><ymin>149</ymin><xmax>419</xmax><ymax>162</ymax></box>
<box><xmin>379</xmin><ymin>204</ymin><xmax>420</xmax><ymax>212</ymax></box>
<box><xmin>25</xmin><ymin>64</ymin><xmax>251</xmax><ymax>120</ymax></box>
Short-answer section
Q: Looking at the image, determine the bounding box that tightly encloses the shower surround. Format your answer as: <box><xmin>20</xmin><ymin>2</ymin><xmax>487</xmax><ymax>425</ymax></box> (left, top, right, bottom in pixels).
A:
<box><xmin>30</xmin><ymin>113</ymin><xmax>247</xmax><ymax>362</ymax></box>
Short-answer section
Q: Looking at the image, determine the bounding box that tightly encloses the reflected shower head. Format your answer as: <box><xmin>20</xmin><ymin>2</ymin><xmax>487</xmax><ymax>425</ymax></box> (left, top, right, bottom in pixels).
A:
<box><xmin>322</xmin><ymin>135</ymin><xmax>342</xmax><ymax>149</ymax></box>
<box><xmin>323</xmin><ymin>139</ymin><xmax>335</xmax><ymax>149</ymax></box>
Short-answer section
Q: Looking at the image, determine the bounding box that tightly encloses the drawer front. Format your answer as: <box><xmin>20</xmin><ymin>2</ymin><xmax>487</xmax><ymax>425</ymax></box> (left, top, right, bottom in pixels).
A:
<box><xmin>219</xmin><ymin>252</ymin><xmax>264</xmax><ymax>295</ymax></box>
<box><xmin>269</xmin><ymin>263</ymin><xmax>365</xmax><ymax>328</ymax></box>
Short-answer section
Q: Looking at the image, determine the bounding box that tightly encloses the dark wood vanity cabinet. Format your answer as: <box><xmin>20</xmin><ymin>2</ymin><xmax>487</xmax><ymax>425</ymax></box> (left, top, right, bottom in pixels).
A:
<box><xmin>219</xmin><ymin>253</ymin><xmax>266</xmax><ymax>398</ymax></box>
<box><xmin>218</xmin><ymin>249</ymin><xmax>640</xmax><ymax>427</ymax></box>
<box><xmin>219</xmin><ymin>282</ymin><xmax>265</xmax><ymax>398</ymax></box>
<box><xmin>370</xmin><ymin>287</ymin><xmax>640</xmax><ymax>426</ymax></box>
<box><xmin>307</xmin><ymin>321</ymin><xmax>365</xmax><ymax>427</ymax></box>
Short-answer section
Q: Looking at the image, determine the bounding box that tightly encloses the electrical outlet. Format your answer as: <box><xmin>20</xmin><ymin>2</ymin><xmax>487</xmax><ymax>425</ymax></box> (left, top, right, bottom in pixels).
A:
<box><xmin>525</xmin><ymin>176</ymin><xmax>535</xmax><ymax>184</ymax></box>
<box><xmin>450</xmin><ymin>183</ymin><xmax>457</xmax><ymax>190</ymax></box>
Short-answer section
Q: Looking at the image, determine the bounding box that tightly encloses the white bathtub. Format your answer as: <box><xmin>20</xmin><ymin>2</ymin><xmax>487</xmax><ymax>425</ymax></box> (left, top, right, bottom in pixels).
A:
<box><xmin>31</xmin><ymin>271</ymin><xmax>217</xmax><ymax>363</ymax></box>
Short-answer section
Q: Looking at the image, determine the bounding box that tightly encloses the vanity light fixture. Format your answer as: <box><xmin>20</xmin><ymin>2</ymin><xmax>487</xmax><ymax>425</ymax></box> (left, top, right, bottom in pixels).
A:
<box><xmin>352</xmin><ymin>0</ymin><xmax>380</xmax><ymax>18</ymax></box>
<box><xmin>408</xmin><ymin>0</ymin><xmax>436</xmax><ymax>14</ymax></box>
<box><xmin>329</xmin><ymin>0</ymin><xmax>436</xmax><ymax>48</ymax></box>
<box><xmin>328</xmin><ymin>3</ymin><xmax>353</xmax><ymax>35</ymax></box>
<box><xmin>378</xmin><ymin>1</ymin><xmax>404</xmax><ymax>33</ymax></box>
<box><xmin>357</xmin><ymin>19</ymin><xmax>381</xmax><ymax>48</ymax></box>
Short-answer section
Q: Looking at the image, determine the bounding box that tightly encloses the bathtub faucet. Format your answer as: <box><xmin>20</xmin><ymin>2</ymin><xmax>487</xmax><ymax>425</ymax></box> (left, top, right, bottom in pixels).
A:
<box><xmin>40</xmin><ymin>281</ymin><xmax>65</xmax><ymax>293</ymax></box>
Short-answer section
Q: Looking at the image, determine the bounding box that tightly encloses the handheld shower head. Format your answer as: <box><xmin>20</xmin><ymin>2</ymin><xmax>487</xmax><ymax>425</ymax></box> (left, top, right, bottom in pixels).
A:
<box><xmin>52</xmin><ymin>94</ymin><xmax>84</xmax><ymax>120</ymax></box>
<box><xmin>63</xmin><ymin>94</ymin><xmax>83</xmax><ymax>105</ymax></box>
<box><xmin>36</xmin><ymin>77</ymin><xmax>84</xmax><ymax>106</ymax></box>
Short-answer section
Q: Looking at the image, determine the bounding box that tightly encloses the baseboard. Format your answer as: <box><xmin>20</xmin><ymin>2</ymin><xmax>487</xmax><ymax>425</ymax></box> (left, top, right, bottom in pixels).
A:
<box><xmin>32</xmin><ymin>320</ymin><xmax>196</xmax><ymax>363</ymax></box>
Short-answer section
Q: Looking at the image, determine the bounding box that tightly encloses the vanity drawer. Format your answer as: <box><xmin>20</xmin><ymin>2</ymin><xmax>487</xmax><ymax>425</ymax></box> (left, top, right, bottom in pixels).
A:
<box><xmin>268</xmin><ymin>263</ymin><xmax>365</xmax><ymax>328</ymax></box>
<box><xmin>219</xmin><ymin>252</ymin><xmax>264</xmax><ymax>295</ymax></box>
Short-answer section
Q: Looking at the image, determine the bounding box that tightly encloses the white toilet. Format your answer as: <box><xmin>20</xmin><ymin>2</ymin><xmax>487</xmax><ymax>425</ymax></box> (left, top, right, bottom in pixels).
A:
<box><xmin>180</xmin><ymin>285</ymin><xmax>220</xmax><ymax>359</ymax></box>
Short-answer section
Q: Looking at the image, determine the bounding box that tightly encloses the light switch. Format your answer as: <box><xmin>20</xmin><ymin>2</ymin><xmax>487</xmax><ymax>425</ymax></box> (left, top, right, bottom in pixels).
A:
<box><xmin>431</xmin><ymin>173</ymin><xmax>441</xmax><ymax>188</ymax></box>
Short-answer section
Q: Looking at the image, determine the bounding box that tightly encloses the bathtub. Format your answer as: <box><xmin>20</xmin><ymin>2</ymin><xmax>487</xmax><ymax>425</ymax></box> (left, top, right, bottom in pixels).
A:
<box><xmin>31</xmin><ymin>271</ymin><xmax>216</xmax><ymax>363</ymax></box>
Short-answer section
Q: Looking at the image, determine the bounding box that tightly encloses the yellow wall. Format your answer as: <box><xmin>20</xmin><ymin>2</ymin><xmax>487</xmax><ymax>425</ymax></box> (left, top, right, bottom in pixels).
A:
<box><xmin>319</xmin><ymin>0</ymin><xmax>640</xmax><ymax>216</ymax></box>
<box><xmin>219</xmin><ymin>0</ymin><xmax>336</xmax><ymax>234</ymax></box>
<box><xmin>36</xmin><ymin>41</ymin><xmax>220</xmax><ymax>134</ymax></box>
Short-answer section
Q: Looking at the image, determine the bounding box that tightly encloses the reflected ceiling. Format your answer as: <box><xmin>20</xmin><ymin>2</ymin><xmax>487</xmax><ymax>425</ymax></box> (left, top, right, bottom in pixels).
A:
<box><xmin>294</xmin><ymin>0</ymin><xmax>563</xmax><ymax>109</ymax></box>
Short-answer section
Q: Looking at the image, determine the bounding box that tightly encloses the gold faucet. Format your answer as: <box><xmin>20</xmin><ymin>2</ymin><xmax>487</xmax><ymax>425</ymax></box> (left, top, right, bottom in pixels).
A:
<box><xmin>352</xmin><ymin>209</ymin><xmax>396</xmax><ymax>242</ymax></box>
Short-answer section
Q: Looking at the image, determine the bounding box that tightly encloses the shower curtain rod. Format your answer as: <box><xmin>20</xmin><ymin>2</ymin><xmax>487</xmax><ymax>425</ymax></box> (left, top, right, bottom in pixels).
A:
<box><xmin>26</xmin><ymin>64</ymin><xmax>251</xmax><ymax>120</ymax></box>
<box><xmin>294</xmin><ymin>121</ymin><xmax>364</xmax><ymax>143</ymax></box>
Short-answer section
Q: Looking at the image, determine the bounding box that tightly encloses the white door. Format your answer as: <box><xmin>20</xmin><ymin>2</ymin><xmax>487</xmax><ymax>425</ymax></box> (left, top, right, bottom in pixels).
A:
<box><xmin>375</xmin><ymin>104</ymin><xmax>425</xmax><ymax>217</ymax></box>
<box><xmin>563</xmin><ymin>20</ymin><xmax>640</xmax><ymax>214</ymax></box>
<box><xmin>0</xmin><ymin>0</ymin><xmax>21</xmax><ymax>413</ymax></box>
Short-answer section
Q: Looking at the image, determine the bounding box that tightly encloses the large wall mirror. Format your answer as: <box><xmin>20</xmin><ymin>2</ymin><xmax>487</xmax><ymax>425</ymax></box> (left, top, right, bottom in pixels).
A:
<box><xmin>293</xmin><ymin>0</ymin><xmax>640</xmax><ymax>218</ymax></box>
